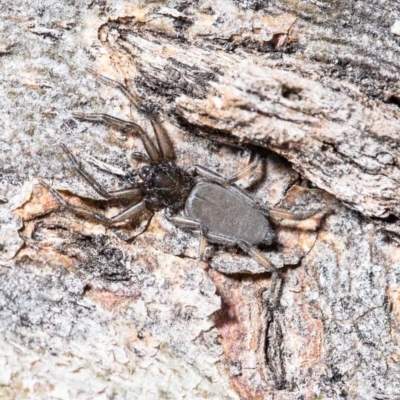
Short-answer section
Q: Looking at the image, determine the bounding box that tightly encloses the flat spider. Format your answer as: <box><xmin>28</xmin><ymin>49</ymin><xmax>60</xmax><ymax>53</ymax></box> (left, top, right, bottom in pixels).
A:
<box><xmin>40</xmin><ymin>69</ymin><xmax>321</xmax><ymax>298</ymax></box>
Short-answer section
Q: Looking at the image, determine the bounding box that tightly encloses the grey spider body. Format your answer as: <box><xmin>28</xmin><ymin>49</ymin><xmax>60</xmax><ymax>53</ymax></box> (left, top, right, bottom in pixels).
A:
<box><xmin>186</xmin><ymin>182</ymin><xmax>276</xmax><ymax>246</ymax></box>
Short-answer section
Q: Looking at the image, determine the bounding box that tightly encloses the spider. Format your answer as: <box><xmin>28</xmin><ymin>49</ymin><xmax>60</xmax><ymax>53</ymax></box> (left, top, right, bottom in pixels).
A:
<box><xmin>40</xmin><ymin>69</ymin><xmax>321</xmax><ymax>301</ymax></box>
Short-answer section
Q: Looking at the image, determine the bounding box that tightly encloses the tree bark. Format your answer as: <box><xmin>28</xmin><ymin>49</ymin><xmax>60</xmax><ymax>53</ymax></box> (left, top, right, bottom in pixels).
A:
<box><xmin>1</xmin><ymin>1</ymin><xmax>400</xmax><ymax>399</ymax></box>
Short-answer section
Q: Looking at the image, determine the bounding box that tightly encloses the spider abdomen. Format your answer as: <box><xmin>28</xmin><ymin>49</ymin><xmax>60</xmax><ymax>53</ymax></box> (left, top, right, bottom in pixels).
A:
<box><xmin>185</xmin><ymin>182</ymin><xmax>275</xmax><ymax>246</ymax></box>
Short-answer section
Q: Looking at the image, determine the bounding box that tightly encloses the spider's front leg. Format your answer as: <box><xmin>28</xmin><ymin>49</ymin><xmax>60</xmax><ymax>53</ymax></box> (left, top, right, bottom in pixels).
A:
<box><xmin>72</xmin><ymin>112</ymin><xmax>163</xmax><ymax>163</ymax></box>
<box><xmin>74</xmin><ymin>69</ymin><xmax>176</xmax><ymax>162</ymax></box>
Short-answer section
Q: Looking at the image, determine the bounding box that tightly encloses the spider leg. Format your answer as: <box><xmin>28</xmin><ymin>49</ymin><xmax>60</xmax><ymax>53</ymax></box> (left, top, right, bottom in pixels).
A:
<box><xmin>72</xmin><ymin>112</ymin><xmax>141</xmax><ymax>131</ymax></box>
<box><xmin>85</xmin><ymin>154</ymin><xmax>128</xmax><ymax>177</ymax></box>
<box><xmin>39</xmin><ymin>180</ymin><xmax>146</xmax><ymax>224</ymax></box>
<box><xmin>86</xmin><ymin>68</ymin><xmax>140</xmax><ymax>108</ymax></box>
<box><xmin>188</xmin><ymin>157</ymin><xmax>260</xmax><ymax>184</ymax></box>
<box><xmin>227</xmin><ymin>156</ymin><xmax>260</xmax><ymax>183</ymax></box>
<box><xmin>149</xmin><ymin>116</ymin><xmax>175</xmax><ymax>160</ymax></box>
<box><xmin>237</xmin><ymin>240</ymin><xmax>285</xmax><ymax>387</ymax></box>
<box><xmin>85</xmin><ymin>69</ymin><xmax>175</xmax><ymax>160</ymax></box>
<box><xmin>191</xmin><ymin>230</ymin><xmax>239</xmax><ymax>261</ymax></box>
<box><xmin>166</xmin><ymin>211</ymin><xmax>237</xmax><ymax>247</ymax></box>
<box><xmin>129</xmin><ymin>151</ymin><xmax>151</xmax><ymax>165</ymax></box>
<box><xmin>198</xmin><ymin>234</ymin><xmax>208</xmax><ymax>261</ymax></box>
<box><xmin>238</xmin><ymin>240</ymin><xmax>281</xmax><ymax>307</ymax></box>
<box><xmin>61</xmin><ymin>144</ymin><xmax>142</xmax><ymax>200</ymax></box>
<box><xmin>238</xmin><ymin>241</ymin><xmax>276</xmax><ymax>273</ymax></box>
<box><xmin>72</xmin><ymin>112</ymin><xmax>162</xmax><ymax>162</ymax></box>
<box><xmin>165</xmin><ymin>211</ymin><xmax>209</xmax><ymax>261</ymax></box>
<box><xmin>269</xmin><ymin>208</ymin><xmax>326</xmax><ymax>221</ymax></box>
<box><xmin>164</xmin><ymin>211</ymin><xmax>201</xmax><ymax>230</ymax></box>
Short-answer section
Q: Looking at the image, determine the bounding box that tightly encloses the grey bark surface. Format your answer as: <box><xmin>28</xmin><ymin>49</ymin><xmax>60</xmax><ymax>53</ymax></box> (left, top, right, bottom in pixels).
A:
<box><xmin>1</xmin><ymin>0</ymin><xmax>400</xmax><ymax>399</ymax></box>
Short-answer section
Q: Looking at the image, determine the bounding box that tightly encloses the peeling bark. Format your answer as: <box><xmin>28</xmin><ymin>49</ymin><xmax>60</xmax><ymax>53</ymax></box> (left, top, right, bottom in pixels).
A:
<box><xmin>97</xmin><ymin>4</ymin><xmax>400</xmax><ymax>220</ymax></box>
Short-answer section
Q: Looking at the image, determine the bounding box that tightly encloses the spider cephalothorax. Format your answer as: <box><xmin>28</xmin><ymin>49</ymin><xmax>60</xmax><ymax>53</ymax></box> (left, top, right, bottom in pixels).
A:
<box><xmin>139</xmin><ymin>161</ymin><xmax>194</xmax><ymax>210</ymax></box>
